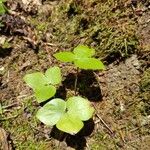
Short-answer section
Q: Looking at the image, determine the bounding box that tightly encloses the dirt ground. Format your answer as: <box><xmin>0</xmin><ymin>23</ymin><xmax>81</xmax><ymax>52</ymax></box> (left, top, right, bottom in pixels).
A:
<box><xmin>0</xmin><ymin>0</ymin><xmax>150</xmax><ymax>150</ymax></box>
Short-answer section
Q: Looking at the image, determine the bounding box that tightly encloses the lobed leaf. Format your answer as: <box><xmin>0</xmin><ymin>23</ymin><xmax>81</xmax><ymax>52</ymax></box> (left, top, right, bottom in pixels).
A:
<box><xmin>45</xmin><ymin>66</ymin><xmax>61</xmax><ymax>85</ymax></box>
<box><xmin>34</xmin><ymin>85</ymin><xmax>56</xmax><ymax>103</ymax></box>
<box><xmin>36</xmin><ymin>98</ymin><xmax>66</xmax><ymax>126</ymax></box>
<box><xmin>67</xmin><ymin>96</ymin><xmax>94</xmax><ymax>121</ymax></box>
<box><xmin>54</xmin><ymin>52</ymin><xmax>75</xmax><ymax>62</ymax></box>
<box><xmin>36</xmin><ymin>96</ymin><xmax>94</xmax><ymax>134</ymax></box>
<box><xmin>73</xmin><ymin>45</ymin><xmax>95</xmax><ymax>57</ymax></box>
<box><xmin>23</xmin><ymin>72</ymin><xmax>47</xmax><ymax>89</ymax></box>
<box><xmin>56</xmin><ymin>113</ymin><xmax>83</xmax><ymax>135</ymax></box>
<box><xmin>74</xmin><ymin>58</ymin><xmax>105</xmax><ymax>70</ymax></box>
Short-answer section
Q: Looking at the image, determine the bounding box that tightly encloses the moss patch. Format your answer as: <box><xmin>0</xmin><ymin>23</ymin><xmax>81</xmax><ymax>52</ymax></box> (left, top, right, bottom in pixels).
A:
<box><xmin>43</xmin><ymin>0</ymin><xmax>138</xmax><ymax>60</ymax></box>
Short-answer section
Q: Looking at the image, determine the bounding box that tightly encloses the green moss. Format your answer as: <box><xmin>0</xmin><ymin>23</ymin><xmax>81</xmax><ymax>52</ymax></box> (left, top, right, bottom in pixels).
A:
<box><xmin>1</xmin><ymin>98</ymin><xmax>53</xmax><ymax>150</ymax></box>
<box><xmin>140</xmin><ymin>68</ymin><xmax>150</xmax><ymax>92</ymax></box>
<box><xmin>29</xmin><ymin>18</ymin><xmax>48</xmax><ymax>33</ymax></box>
<box><xmin>46</xmin><ymin>0</ymin><xmax>138</xmax><ymax>60</ymax></box>
<box><xmin>138</xmin><ymin>69</ymin><xmax>150</xmax><ymax>116</ymax></box>
<box><xmin>89</xmin><ymin>132</ymin><xmax>119</xmax><ymax>150</ymax></box>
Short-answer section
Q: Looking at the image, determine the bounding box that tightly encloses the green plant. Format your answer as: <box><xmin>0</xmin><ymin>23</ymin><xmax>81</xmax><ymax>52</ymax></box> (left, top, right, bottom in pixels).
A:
<box><xmin>24</xmin><ymin>66</ymin><xmax>61</xmax><ymax>103</ymax></box>
<box><xmin>0</xmin><ymin>0</ymin><xmax>7</xmax><ymax>15</ymax></box>
<box><xmin>36</xmin><ymin>96</ymin><xmax>94</xmax><ymax>134</ymax></box>
<box><xmin>54</xmin><ymin>45</ymin><xmax>105</xmax><ymax>70</ymax></box>
<box><xmin>23</xmin><ymin>45</ymin><xmax>104</xmax><ymax>135</ymax></box>
<box><xmin>24</xmin><ymin>66</ymin><xmax>95</xmax><ymax>134</ymax></box>
<box><xmin>54</xmin><ymin>45</ymin><xmax>105</xmax><ymax>94</ymax></box>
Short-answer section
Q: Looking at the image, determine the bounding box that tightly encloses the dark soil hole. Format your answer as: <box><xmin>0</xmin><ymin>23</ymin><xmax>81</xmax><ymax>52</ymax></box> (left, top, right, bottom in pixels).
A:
<box><xmin>67</xmin><ymin>2</ymin><xmax>78</xmax><ymax>18</ymax></box>
<box><xmin>55</xmin><ymin>85</ymin><xmax>67</xmax><ymax>100</ymax></box>
<box><xmin>0</xmin><ymin>47</ymin><xmax>12</xmax><ymax>58</ymax></box>
<box><xmin>104</xmin><ymin>52</ymin><xmax>122</xmax><ymax>65</ymax></box>
<box><xmin>79</xmin><ymin>18</ymin><xmax>89</xmax><ymax>30</ymax></box>
<box><xmin>63</xmin><ymin>70</ymin><xmax>102</xmax><ymax>102</ymax></box>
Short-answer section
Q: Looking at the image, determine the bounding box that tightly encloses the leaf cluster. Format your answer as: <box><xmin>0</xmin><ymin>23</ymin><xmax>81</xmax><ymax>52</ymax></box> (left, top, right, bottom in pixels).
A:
<box><xmin>24</xmin><ymin>66</ymin><xmax>61</xmax><ymax>103</ymax></box>
<box><xmin>54</xmin><ymin>45</ymin><xmax>105</xmax><ymax>70</ymax></box>
<box><xmin>24</xmin><ymin>45</ymin><xmax>105</xmax><ymax>134</ymax></box>
<box><xmin>36</xmin><ymin>96</ymin><xmax>94</xmax><ymax>134</ymax></box>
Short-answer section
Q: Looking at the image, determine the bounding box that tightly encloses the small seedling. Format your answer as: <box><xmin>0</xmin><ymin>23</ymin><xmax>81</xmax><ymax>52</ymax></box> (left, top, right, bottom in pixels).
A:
<box><xmin>54</xmin><ymin>45</ymin><xmax>105</xmax><ymax>94</ymax></box>
<box><xmin>36</xmin><ymin>96</ymin><xmax>94</xmax><ymax>134</ymax></box>
<box><xmin>23</xmin><ymin>45</ymin><xmax>104</xmax><ymax>135</ymax></box>
<box><xmin>24</xmin><ymin>66</ymin><xmax>61</xmax><ymax>103</ymax></box>
<box><xmin>54</xmin><ymin>45</ymin><xmax>105</xmax><ymax>70</ymax></box>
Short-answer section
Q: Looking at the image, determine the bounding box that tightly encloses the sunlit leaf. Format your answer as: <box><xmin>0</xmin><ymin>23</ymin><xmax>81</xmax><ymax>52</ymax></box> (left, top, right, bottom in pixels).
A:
<box><xmin>73</xmin><ymin>45</ymin><xmax>95</xmax><ymax>57</ymax></box>
<box><xmin>23</xmin><ymin>72</ymin><xmax>47</xmax><ymax>89</ymax></box>
<box><xmin>67</xmin><ymin>96</ymin><xmax>94</xmax><ymax>121</ymax></box>
<box><xmin>54</xmin><ymin>45</ymin><xmax>105</xmax><ymax>70</ymax></box>
<box><xmin>54</xmin><ymin>52</ymin><xmax>75</xmax><ymax>62</ymax></box>
<box><xmin>36</xmin><ymin>99</ymin><xmax>66</xmax><ymax>126</ymax></box>
<box><xmin>74</xmin><ymin>58</ymin><xmax>105</xmax><ymax>70</ymax></box>
<box><xmin>0</xmin><ymin>0</ymin><xmax>6</xmax><ymax>3</ymax></box>
<box><xmin>45</xmin><ymin>66</ymin><xmax>61</xmax><ymax>85</ymax></box>
<box><xmin>0</xmin><ymin>4</ymin><xmax>5</xmax><ymax>14</ymax></box>
<box><xmin>56</xmin><ymin>113</ymin><xmax>83</xmax><ymax>135</ymax></box>
<box><xmin>34</xmin><ymin>85</ymin><xmax>56</xmax><ymax>103</ymax></box>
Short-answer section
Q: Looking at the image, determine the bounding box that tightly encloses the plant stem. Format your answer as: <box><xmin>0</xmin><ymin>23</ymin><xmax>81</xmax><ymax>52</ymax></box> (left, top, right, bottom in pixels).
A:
<box><xmin>74</xmin><ymin>67</ymin><xmax>79</xmax><ymax>96</ymax></box>
<box><xmin>93</xmin><ymin>103</ymin><xmax>114</xmax><ymax>136</ymax></box>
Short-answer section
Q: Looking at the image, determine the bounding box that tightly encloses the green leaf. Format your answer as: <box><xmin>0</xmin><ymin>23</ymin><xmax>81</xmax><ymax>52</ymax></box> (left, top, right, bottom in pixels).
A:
<box><xmin>56</xmin><ymin>113</ymin><xmax>83</xmax><ymax>135</ymax></box>
<box><xmin>0</xmin><ymin>4</ymin><xmax>5</xmax><ymax>14</ymax></box>
<box><xmin>34</xmin><ymin>85</ymin><xmax>56</xmax><ymax>103</ymax></box>
<box><xmin>74</xmin><ymin>58</ymin><xmax>105</xmax><ymax>70</ymax></box>
<box><xmin>73</xmin><ymin>45</ymin><xmax>95</xmax><ymax>57</ymax></box>
<box><xmin>67</xmin><ymin>96</ymin><xmax>94</xmax><ymax>121</ymax></box>
<box><xmin>0</xmin><ymin>0</ymin><xmax>6</xmax><ymax>3</ymax></box>
<box><xmin>54</xmin><ymin>52</ymin><xmax>75</xmax><ymax>62</ymax></box>
<box><xmin>36</xmin><ymin>98</ymin><xmax>66</xmax><ymax>126</ymax></box>
<box><xmin>45</xmin><ymin>66</ymin><xmax>61</xmax><ymax>85</ymax></box>
<box><xmin>23</xmin><ymin>72</ymin><xmax>47</xmax><ymax>89</ymax></box>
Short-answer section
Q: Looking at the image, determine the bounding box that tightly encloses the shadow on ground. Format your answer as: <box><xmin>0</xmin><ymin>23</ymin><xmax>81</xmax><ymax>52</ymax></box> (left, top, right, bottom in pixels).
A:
<box><xmin>50</xmin><ymin>119</ymin><xmax>95</xmax><ymax>150</ymax></box>
<box><xmin>62</xmin><ymin>70</ymin><xmax>103</xmax><ymax>102</ymax></box>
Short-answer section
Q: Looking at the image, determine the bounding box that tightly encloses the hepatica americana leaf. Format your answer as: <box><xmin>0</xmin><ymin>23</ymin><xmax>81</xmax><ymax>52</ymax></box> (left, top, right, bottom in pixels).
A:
<box><xmin>54</xmin><ymin>45</ymin><xmax>105</xmax><ymax>70</ymax></box>
<box><xmin>73</xmin><ymin>45</ymin><xmax>95</xmax><ymax>57</ymax></box>
<box><xmin>56</xmin><ymin>113</ymin><xmax>83</xmax><ymax>135</ymax></box>
<box><xmin>36</xmin><ymin>96</ymin><xmax>94</xmax><ymax>134</ymax></box>
<box><xmin>36</xmin><ymin>98</ymin><xmax>66</xmax><ymax>126</ymax></box>
<box><xmin>66</xmin><ymin>96</ymin><xmax>94</xmax><ymax>121</ymax></box>
<box><xmin>74</xmin><ymin>58</ymin><xmax>105</xmax><ymax>70</ymax></box>
<box><xmin>53</xmin><ymin>52</ymin><xmax>75</xmax><ymax>62</ymax></box>
<box><xmin>23</xmin><ymin>66</ymin><xmax>61</xmax><ymax>103</ymax></box>
<box><xmin>34</xmin><ymin>85</ymin><xmax>56</xmax><ymax>103</ymax></box>
<box><xmin>23</xmin><ymin>72</ymin><xmax>47</xmax><ymax>89</ymax></box>
<box><xmin>45</xmin><ymin>66</ymin><xmax>61</xmax><ymax>85</ymax></box>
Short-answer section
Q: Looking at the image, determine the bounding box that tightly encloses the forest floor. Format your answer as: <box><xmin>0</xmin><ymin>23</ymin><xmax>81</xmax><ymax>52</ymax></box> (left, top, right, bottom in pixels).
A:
<box><xmin>0</xmin><ymin>0</ymin><xmax>150</xmax><ymax>150</ymax></box>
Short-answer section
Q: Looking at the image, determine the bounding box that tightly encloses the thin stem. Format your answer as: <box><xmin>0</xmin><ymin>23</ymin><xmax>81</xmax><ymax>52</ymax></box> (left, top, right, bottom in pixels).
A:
<box><xmin>93</xmin><ymin>72</ymin><xmax>114</xmax><ymax>136</ymax></box>
<box><xmin>74</xmin><ymin>67</ymin><xmax>79</xmax><ymax>96</ymax></box>
<box><xmin>93</xmin><ymin>103</ymin><xmax>114</xmax><ymax>136</ymax></box>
